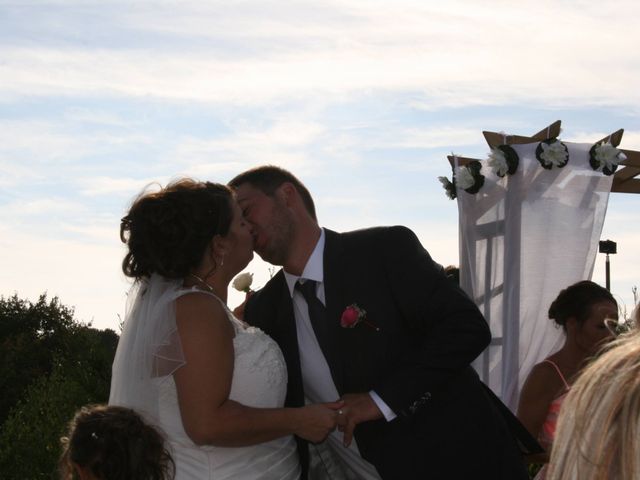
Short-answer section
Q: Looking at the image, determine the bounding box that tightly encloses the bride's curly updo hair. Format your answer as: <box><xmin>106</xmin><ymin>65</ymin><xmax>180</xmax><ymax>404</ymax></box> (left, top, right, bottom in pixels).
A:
<box><xmin>120</xmin><ymin>179</ymin><xmax>234</xmax><ymax>280</ymax></box>
<box><xmin>59</xmin><ymin>404</ymin><xmax>175</xmax><ymax>480</ymax></box>
<box><xmin>548</xmin><ymin>280</ymin><xmax>616</xmax><ymax>331</ymax></box>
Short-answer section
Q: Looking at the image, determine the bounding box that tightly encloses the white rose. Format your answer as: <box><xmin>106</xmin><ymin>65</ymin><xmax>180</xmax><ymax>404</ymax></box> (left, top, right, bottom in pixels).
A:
<box><xmin>595</xmin><ymin>142</ymin><xmax>626</xmax><ymax>171</ymax></box>
<box><xmin>232</xmin><ymin>272</ymin><xmax>253</xmax><ymax>292</ymax></box>
<box><xmin>456</xmin><ymin>166</ymin><xmax>475</xmax><ymax>190</ymax></box>
<box><xmin>487</xmin><ymin>148</ymin><xmax>508</xmax><ymax>177</ymax></box>
<box><xmin>540</xmin><ymin>141</ymin><xmax>568</xmax><ymax>166</ymax></box>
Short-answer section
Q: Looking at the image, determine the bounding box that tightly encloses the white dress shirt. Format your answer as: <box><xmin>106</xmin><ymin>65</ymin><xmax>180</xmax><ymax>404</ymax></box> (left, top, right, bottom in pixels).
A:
<box><xmin>283</xmin><ymin>229</ymin><xmax>383</xmax><ymax>480</ymax></box>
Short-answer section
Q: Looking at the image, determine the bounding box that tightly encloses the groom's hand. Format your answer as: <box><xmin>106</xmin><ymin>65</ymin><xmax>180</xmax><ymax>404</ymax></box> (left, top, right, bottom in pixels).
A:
<box><xmin>232</xmin><ymin>291</ymin><xmax>254</xmax><ymax>320</ymax></box>
<box><xmin>337</xmin><ymin>393</ymin><xmax>383</xmax><ymax>447</ymax></box>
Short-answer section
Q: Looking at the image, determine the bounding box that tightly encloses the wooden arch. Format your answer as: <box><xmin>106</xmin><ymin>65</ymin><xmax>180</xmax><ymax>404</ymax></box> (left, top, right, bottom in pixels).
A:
<box><xmin>445</xmin><ymin>120</ymin><xmax>639</xmax><ymax>408</ymax></box>
<box><xmin>447</xmin><ymin>120</ymin><xmax>640</xmax><ymax>193</ymax></box>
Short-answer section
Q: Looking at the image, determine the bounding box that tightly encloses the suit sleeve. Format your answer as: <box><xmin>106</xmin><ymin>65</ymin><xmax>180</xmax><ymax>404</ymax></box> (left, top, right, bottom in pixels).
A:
<box><xmin>243</xmin><ymin>288</ymin><xmax>273</xmax><ymax>332</ymax></box>
<box><xmin>243</xmin><ymin>290</ymin><xmax>260</xmax><ymax>327</ymax></box>
<box><xmin>242</xmin><ymin>274</ymin><xmax>285</xmax><ymax>338</ymax></box>
<box><xmin>372</xmin><ymin>226</ymin><xmax>491</xmax><ymax>417</ymax></box>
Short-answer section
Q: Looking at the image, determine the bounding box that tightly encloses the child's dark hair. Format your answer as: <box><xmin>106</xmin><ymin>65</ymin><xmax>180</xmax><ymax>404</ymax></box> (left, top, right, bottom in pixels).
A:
<box><xmin>59</xmin><ymin>404</ymin><xmax>174</xmax><ymax>480</ymax></box>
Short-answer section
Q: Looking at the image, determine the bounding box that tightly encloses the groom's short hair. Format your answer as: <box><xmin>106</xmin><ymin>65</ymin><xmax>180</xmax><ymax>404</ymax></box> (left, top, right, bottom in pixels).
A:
<box><xmin>229</xmin><ymin>165</ymin><xmax>317</xmax><ymax>220</ymax></box>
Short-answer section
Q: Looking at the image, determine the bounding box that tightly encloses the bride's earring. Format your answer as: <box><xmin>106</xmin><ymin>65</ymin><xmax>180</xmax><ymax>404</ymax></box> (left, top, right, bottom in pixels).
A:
<box><xmin>208</xmin><ymin>236</ymin><xmax>227</xmax><ymax>270</ymax></box>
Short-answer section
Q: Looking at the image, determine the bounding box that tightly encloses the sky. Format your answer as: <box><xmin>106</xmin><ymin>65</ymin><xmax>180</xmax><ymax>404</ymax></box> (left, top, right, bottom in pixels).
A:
<box><xmin>1</xmin><ymin>0</ymin><xmax>639</xmax><ymax>332</ymax></box>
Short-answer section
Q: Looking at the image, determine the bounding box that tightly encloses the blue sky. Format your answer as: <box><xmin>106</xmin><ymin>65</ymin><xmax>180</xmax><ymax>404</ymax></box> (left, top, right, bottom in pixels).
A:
<box><xmin>1</xmin><ymin>0</ymin><xmax>639</xmax><ymax>331</ymax></box>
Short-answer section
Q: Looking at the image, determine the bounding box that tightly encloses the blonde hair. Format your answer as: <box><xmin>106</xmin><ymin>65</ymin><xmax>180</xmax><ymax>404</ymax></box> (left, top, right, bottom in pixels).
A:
<box><xmin>548</xmin><ymin>332</ymin><xmax>640</xmax><ymax>480</ymax></box>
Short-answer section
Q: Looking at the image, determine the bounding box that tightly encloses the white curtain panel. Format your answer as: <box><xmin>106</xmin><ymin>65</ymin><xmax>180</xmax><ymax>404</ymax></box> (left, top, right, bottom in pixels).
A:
<box><xmin>456</xmin><ymin>142</ymin><xmax>613</xmax><ymax>411</ymax></box>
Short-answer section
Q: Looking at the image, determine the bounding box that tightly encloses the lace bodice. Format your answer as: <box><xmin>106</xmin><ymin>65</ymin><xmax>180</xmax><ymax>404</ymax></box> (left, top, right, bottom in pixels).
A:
<box><xmin>228</xmin><ymin>317</ymin><xmax>289</xmax><ymax>408</ymax></box>
<box><xmin>149</xmin><ymin>289</ymin><xmax>300</xmax><ymax>479</ymax></box>
<box><xmin>153</xmin><ymin>313</ymin><xmax>290</xmax><ymax>437</ymax></box>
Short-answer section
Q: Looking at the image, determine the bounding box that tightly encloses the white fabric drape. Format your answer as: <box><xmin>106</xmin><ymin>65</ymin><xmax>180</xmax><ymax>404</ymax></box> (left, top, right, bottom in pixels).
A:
<box><xmin>456</xmin><ymin>141</ymin><xmax>613</xmax><ymax>411</ymax></box>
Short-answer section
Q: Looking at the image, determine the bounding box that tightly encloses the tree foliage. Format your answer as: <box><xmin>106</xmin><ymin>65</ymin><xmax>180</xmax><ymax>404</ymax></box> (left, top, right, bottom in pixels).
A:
<box><xmin>0</xmin><ymin>294</ymin><xmax>118</xmax><ymax>479</ymax></box>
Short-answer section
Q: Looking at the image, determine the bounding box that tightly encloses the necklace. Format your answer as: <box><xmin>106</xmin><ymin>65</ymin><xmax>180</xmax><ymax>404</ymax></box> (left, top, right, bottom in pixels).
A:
<box><xmin>189</xmin><ymin>273</ymin><xmax>214</xmax><ymax>292</ymax></box>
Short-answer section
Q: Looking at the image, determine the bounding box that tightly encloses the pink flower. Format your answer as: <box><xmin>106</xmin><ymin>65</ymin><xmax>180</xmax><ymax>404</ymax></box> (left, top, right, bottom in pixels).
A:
<box><xmin>340</xmin><ymin>304</ymin><xmax>379</xmax><ymax>331</ymax></box>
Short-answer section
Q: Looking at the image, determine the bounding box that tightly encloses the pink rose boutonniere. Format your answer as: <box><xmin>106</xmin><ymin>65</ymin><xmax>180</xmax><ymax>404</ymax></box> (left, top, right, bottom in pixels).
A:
<box><xmin>340</xmin><ymin>304</ymin><xmax>379</xmax><ymax>331</ymax></box>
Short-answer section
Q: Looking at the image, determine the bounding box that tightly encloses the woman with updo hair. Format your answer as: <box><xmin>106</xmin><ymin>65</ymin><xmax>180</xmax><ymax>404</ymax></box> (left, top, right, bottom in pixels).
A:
<box><xmin>59</xmin><ymin>404</ymin><xmax>174</xmax><ymax>480</ymax></box>
<box><xmin>517</xmin><ymin>280</ymin><xmax>618</xmax><ymax>478</ymax></box>
<box><xmin>109</xmin><ymin>179</ymin><xmax>342</xmax><ymax>480</ymax></box>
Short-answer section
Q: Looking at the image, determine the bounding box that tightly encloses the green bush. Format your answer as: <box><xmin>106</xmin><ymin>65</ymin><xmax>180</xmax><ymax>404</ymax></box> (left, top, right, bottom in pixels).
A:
<box><xmin>0</xmin><ymin>294</ymin><xmax>118</xmax><ymax>479</ymax></box>
<box><xmin>0</xmin><ymin>365</ymin><xmax>92</xmax><ymax>479</ymax></box>
<box><xmin>0</xmin><ymin>294</ymin><xmax>77</xmax><ymax>425</ymax></box>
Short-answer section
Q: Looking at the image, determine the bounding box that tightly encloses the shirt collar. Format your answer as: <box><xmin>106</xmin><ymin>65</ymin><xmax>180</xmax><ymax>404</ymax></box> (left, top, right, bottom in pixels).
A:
<box><xmin>283</xmin><ymin>228</ymin><xmax>325</xmax><ymax>297</ymax></box>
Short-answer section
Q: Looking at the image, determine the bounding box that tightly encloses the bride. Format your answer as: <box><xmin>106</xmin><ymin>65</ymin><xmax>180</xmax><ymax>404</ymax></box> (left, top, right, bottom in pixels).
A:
<box><xmin>109</xmin><ymin>178</ymin><xmax>342</xmax><ymax>479</ymax></box>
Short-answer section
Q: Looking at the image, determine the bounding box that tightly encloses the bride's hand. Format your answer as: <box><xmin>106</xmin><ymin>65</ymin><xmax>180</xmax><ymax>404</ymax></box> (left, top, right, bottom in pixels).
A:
<box><xmin>293</xmin><ymin>401</ymin><xmax>344</xmax><ymax>443</ymax></box>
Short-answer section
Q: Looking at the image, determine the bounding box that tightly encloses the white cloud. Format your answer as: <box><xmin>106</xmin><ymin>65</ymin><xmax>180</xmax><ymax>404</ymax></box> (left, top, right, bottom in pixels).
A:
<box><xmin>64</xmin><ymin>220</ymin><xmax>120</xmax><ymax>242</ymax></box>
<box><xmin>168</xmin><ymin>119</ymin><xmax>327</xmax><ymax>177</ymax></box>
<box><xmin>0</xmin><ymin>120</ymin><xmax>91</xmax><ymax>161</ymax></box>
<box><xmin>377</xmin><ymin>127</ymin><xmax>481</xmax><ymax>150</ymax></box>
<box><xmin>0</xmin><ymin>162</ymin><xmax>41</xmax><ymax>187</ymax></box>
<box><xmin>198</xmin><ymin>120</ymin><xmax>325</xmax><ymax>151</ymax></box>
<box><xmin>0</xmin><ymin>119</ymin><xmax>154</xmax><ymax>161</ymax></box>
<box><xmin>79</xmin><ymin>176</ymin><xmax>165</xmax><ymax>196</ymax></box>
<box><xmin>63</xmin><ymin>108</ymin><xmax>139</xmax><ymax>127</ymax></box>
<box><xmin>0</xmin><ymin>197</ymin><xmax>84</xmax><ymax>217</ymax></box>
<box><xmin>2</xmin><ymin>1</ymin><xmax>640</xmax><ymax>108</ymax></box>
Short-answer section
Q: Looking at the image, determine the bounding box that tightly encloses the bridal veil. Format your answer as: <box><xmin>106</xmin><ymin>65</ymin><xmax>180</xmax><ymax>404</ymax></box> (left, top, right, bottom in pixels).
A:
<box><xmin>109</xmin><ymin>273</ymin><xmax>187</xmax><ymax>421</ymax></box>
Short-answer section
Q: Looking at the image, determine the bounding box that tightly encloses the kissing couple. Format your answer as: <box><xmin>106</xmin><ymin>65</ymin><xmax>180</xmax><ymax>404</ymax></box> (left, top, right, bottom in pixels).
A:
<box><xmin>109</xmin><ymin>165</ymin><xmax>530</xmax><ymax>479</ymax></box>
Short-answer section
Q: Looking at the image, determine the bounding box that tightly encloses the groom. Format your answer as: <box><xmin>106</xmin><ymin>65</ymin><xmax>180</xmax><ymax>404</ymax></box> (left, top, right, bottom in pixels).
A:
<box><xmin>229</xmin><ymin>166</ymin><xmax>528</xmax><ymax>479</ymax></box>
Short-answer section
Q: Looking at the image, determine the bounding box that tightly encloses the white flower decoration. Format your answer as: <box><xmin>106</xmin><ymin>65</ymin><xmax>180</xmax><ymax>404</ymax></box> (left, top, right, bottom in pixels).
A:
<box><xmin>487</xmin><ymin>148</ymin><xmax>509</xmax><ymax>177</ymax></box>
<box><xmin>455</xmin><ymin>166</ymin><xmax>475</xmax><ymax>190</ymax></box>
<box><xmin>232</xmin><ymin>272</ymin><xmax>253</xmax><ymax>292</ymax></box>
<box><xmin>540</xmin><ymin>140</ymin><xmax>568</xmax><ymax>167</ymax></box>
<box><xmin>438</xmin><ymin>177</ymin><xmax>456</xmax><ymax>200</ymax></box>
<box><xmin>594</xmin><ymin>142</ymin><xmax>627</xmax><ymax>172</ymax></box>
<box><xmin>438</xmin><ymin>176</ymin><xmax>456</xmax><ymax>200</ymax></box>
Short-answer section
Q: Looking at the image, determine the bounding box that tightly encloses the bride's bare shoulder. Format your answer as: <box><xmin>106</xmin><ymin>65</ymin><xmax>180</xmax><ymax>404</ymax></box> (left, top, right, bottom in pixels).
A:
<box><xmin>175</xmin><ymin>291</ymin><xmax>233</xmax><ymax>336</ymax></box>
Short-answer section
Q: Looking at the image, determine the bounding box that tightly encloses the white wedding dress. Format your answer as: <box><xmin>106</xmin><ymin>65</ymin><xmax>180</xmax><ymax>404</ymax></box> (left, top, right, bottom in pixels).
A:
<box><xmin>109</xmin><ymin>275</ymin><xmax>300</xmax><ymax>480</ymax></box>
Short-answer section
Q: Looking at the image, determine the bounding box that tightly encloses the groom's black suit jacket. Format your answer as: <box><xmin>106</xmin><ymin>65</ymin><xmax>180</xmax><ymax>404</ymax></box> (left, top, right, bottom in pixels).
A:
<box><xmin>245</xmin><ymin>226</ymin><xmax>528</xmax><ymax>479</ymax></box>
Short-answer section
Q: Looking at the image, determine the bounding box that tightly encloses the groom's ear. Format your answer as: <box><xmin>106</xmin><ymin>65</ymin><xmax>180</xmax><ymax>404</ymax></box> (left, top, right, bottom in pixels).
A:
<box><xmin>278</xmin><ymin>182</ymin><xmax>298</xmax><ymax>208</ymax></box>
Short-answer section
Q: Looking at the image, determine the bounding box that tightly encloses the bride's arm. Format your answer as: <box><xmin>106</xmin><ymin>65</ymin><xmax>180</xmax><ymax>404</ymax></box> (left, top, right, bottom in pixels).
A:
<box><xmin>173</xmin><ymin>293</ymin><xmax>340</xmax><ymax>447</ymax></box>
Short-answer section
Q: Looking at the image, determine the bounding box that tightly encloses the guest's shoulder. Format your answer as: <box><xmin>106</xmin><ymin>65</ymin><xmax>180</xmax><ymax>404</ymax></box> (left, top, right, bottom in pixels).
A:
<box><xmin>259</xmin><ymin>269</ymin><xmax>286</xmax><ymax>293</ymax></box>
<box><xmin>334</xmin><ymin>225</ymin><xmax>420</xmax><ymax>248</ymax></box>
<box><xmin>336</xmin><ymin>225</ymin><xmax>415</xmax><ymax>239</ymax></box>
<box><xmin>525</xmin><ymin>359</ymin><xmax>566</xmax><ymax>390</ymax></box>
<box><xmin>521</xmin><ymin>360</ymin><xmax>568</xmax><ymax>401</ymax></box>
<box><xmin>247</xmin><ymin>269</ymin><xmax>285</xmax><ymax>306</ymax></box>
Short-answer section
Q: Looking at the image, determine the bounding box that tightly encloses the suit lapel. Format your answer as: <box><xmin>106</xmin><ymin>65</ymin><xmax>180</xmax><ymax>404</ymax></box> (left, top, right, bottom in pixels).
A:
<box><xmin>323</xmin><ymin>229</ymin><xmax>347</xmax><ymax>395</ymax></box>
